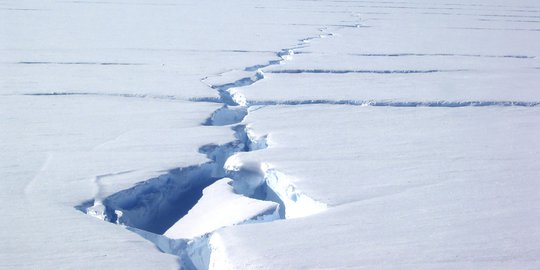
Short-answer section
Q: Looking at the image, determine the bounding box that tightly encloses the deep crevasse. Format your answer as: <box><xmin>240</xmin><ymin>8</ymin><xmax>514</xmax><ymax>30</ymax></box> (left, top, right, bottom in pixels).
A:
<box><xmin>78</xmin><ymin>26</ymin><xmax>342</xmax><ymax>270</ymax></box>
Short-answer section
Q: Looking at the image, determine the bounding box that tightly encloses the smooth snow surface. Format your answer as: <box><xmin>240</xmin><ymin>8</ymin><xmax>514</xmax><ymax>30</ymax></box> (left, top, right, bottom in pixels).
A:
<box><xmin>2</xmin><ymin>0</ymin><xmax>540</xmax><ymax>269</ymax></box>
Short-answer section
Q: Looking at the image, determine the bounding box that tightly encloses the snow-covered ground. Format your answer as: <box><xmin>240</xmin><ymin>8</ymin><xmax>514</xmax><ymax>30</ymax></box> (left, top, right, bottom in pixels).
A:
<box><xmin>1</xmin><ymin>0</ymin><xmax>539</xmax><ymax>269</ymax></box>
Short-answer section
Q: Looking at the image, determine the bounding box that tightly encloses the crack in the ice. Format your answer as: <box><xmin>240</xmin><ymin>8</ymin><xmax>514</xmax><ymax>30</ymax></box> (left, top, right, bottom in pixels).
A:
<box><xmin>171</xmin><ymin>30</ymin><xmax>342</xmax><ymax>267</ymax></box>
<box><xmin>202</xmin><ymin>71</ymin><xmax>265</xmax><ymax>106</ymax></box>
<box><xmin>266</xmin><ymin>69</ymin><xmax>466</xmax><ymax>74</ymax></box>
<box><xmin>447</xmin><ymin>26</ymin><xmax>540</xmax><ymax>32</ymax></box>
<box><xmin>189</xmin><ymin>98</ymin><xmax>540</xmax><ymax>108</ymax></box>
<box><xmin>76</xmin><ymin>26</ymin><xmax>343</xmax><ymax>270</ymax></box>
<box><xmin>77</xmin><ymin>126</ymin><xmax>253</xmax><ymax>233</ymax></box>
<box><xmin>347</xmin><ymin>53</ymin><xmax>535</xmax><ymax>59</ymax></box>
<box><xmin>246</xmin><ymin>99</ymin><xmax>540</xmax><ymax>107</ymax></box>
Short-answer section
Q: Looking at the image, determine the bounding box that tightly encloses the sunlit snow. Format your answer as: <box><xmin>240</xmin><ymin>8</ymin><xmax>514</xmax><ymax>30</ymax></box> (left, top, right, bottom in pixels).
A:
<box><xmin>1</xmin><ymin>0</ymin><xmax>539</xmax><ymax>269</ymax></box>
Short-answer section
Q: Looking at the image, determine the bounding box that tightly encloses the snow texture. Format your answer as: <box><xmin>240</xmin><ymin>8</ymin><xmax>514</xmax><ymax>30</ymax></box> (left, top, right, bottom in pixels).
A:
<box><xmin>1</xmin><ymin>0</ymin><xmax>540</xmax><ymax>269</ymax></box>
